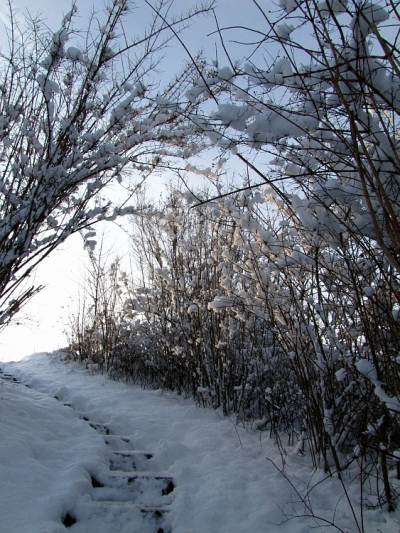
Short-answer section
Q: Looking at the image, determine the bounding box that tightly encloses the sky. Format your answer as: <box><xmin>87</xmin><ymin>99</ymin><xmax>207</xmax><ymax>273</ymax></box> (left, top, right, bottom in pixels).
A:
<box><xmin>0</xmin><ymin>0</ymin><xmax>267</xmax><ymax>361</ymax></box>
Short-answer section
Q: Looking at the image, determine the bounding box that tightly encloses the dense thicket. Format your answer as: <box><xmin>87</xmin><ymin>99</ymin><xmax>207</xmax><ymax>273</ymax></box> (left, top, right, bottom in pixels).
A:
<box><xmin>67</xmin><ymin>0</ymin><xmax>400</xmax><ymax>519</ymax></box>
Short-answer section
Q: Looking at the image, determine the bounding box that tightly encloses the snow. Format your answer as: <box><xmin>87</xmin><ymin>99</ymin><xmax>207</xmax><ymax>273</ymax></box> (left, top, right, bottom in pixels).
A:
<box><xmin>318</xmin><ymin>0</ymin><xmax>348</xmax><ymax>15</ymax></box>
<box><xmin>217</xmin><ymin>67</ymin><xmax>234</xmax><ymax>81</ymax></box>
<box><xmin>1</xmin><ymin>352</ymin><xmax>400</xmax><ymax>533</ymax></box>
<box><xmin>208</xmin><ymin>295</ymin><xmax>234</xmax><ymax>311</ymax></box>
<box><xmin>356</xmin><ymin>359</ymin><xmax>400</xmax><ymax>413</ymax></box>
<box><xmin>352</xmin><ymin>1</ymin><xmax>389</xmax><ymax>38</ymax></box>
<box><xmin>65</xmin><ymin>47</ymin><xmax>82</xmax><ymax>62</ymax></box>
<box><xmin>275</xmin><ymin>23</ymin><xmax>294</xmax><ymax>40</ymax></box>
<box><xmin>355</xmin><ymin>358</ymin><xmax>376</xmax><ymax>378</ymax></box>
<box><xmin>279</xmin><ymin>0</ymin><xmax>297</xmax><ymax>13</ymax></box>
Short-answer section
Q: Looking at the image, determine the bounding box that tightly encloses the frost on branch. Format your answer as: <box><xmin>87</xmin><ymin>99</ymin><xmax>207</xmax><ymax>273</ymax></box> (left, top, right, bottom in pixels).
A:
<box><xmin>191</xmin><ymin>0</ymin><xmax>400</xmax><ymax>271</ymax></box>
<box><xmin>169</xmin><ymin>0</ymin><xmax>400</xmax><ymax>510</ymax></box>
<box><xmin>0</xmin><ymin>0</ymin><xmax>209</xmax><ymax>327</ymax></box>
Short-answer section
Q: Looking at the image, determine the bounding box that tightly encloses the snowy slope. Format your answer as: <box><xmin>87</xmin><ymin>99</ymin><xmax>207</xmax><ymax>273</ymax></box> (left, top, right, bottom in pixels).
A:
<box><xmin>1</xmin><ymin>352</ymin><xmax>400</xmax><ymax>533</ymax></box>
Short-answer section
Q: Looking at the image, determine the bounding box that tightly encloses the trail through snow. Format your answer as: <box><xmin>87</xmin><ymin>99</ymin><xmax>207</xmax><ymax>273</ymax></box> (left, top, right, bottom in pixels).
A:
<box><xmin>1</xmin><ymin>353</ymin><xmax>399</xmax><ymax>533</ymax></box>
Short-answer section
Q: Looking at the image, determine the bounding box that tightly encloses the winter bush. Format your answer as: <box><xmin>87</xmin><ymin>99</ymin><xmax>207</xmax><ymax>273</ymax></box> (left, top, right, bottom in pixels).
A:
<box><xmin>68</xmin><ymin>0</ymin><xmax>400</xmax><ymax>517</ymax></box>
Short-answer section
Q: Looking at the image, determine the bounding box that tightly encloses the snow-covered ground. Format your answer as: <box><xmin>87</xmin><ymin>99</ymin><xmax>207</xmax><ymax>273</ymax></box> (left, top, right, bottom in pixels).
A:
<box><xmin>1</xmin><ymin>353</ymin><xmax>399</xmax><ymax>533</ymax></box>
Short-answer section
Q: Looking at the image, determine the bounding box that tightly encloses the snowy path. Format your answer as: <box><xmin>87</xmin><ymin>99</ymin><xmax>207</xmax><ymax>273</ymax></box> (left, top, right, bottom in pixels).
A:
<box><xmin>53</xmin><ymin>396</ymin><xmax>175</xmax><ymax>532</ymax></box>
<box><xmin>0</xmin><ymin>366</ymin><xmax>171</xmax><ymax>533</ymax></box>
<box><xmin>1</xmin><ymin>353</ymin><xmax>399</xmax><ymax>533</ymax></box>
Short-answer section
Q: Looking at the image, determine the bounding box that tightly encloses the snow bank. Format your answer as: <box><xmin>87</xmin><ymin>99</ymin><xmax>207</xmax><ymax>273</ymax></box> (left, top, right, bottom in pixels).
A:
<box><xmin>0</xmin><ymin>374</ymin><xmax>105</xmax><ymax>533</ymax></box>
